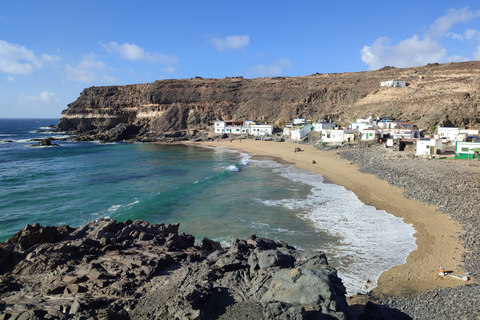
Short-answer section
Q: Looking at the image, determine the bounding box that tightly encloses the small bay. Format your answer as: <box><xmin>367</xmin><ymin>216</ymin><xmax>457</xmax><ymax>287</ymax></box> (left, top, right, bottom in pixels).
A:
<box><xmin>0</xmin><ymin>118</ymin><xmax>416</xmax><ymax>295</ymax></box>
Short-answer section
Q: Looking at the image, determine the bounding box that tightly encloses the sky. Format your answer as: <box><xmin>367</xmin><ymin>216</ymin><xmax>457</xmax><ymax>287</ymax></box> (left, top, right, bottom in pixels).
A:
<box><xmin>1</xmin><ymin>1</ymin><xmax>480</xmax><ymax>118</ymax></box>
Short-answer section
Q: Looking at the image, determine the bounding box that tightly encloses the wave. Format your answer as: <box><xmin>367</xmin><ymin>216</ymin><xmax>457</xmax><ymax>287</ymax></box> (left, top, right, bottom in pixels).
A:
<box><xmin>228</xmin><ymin>165</ymin><xmax>239</xmax><ymax>172</ymax></box>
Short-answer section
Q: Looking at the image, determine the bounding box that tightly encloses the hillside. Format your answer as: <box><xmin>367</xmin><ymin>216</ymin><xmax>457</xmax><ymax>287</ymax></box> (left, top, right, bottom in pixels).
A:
<box><xmin>56</xmin><ymin>61</ymin><xmax>480</xmax><ymax>141</ymax></box>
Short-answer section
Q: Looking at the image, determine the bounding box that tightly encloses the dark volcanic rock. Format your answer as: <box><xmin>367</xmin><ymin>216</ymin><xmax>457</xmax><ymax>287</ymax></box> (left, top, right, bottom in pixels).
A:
<box><xmin>30</xmin><ymin>138</ymin><xmax>59</xmax><ymax>147</ymax></box>
<box><xmin>0</xmin><ymin>219</ymin><xmax>351</xmax><ymax>319</ymax></box>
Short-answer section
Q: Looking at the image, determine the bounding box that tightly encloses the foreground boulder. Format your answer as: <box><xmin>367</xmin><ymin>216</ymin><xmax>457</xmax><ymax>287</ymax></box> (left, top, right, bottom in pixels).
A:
<box><xmin>0</xmin><ymin>219</ymin><xmax>350</xmax><ymax>319</ymax></box>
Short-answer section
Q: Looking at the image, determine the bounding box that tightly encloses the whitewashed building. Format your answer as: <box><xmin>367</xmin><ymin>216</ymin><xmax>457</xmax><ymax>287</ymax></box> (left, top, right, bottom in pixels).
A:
<box><xmin>313</xmin><ymin>121</ymin><xmax>336</xmax><ymax>132</ymax></box>
<box><xmin>455</xmin><ymin>141</ymin><xmax>480</xmax><ymax>159</ymax></box>
<box><xmin>293</xmin><ymin>118</ymin><xmax>306</xmax><ymax>125</ymax></box>
<box><xmin>225</xmin><ymin>126</ymin><xmax>242</xmax><ymax>135</ymax></box>
<box><xmin>350</xmin><ymin>117</ymin><xmax>376</xmax><ymax>130</ymax></box>
<box><xmin>380</xmin><ymin>128</ymin><xmax>419</xmax><ymax>139</ymax></box>
<box><xmin>214</xmin><ymin>120</ymin><xmax>244</xmax><ymax>135</ymax></box>
<box><xmin>359</xmin><ymin>128</ymin><xmax>378</xmax><ymax>141</ymax></box>
<box><xmin>380</xmin><ymin>80</ymin><xmax>406</xmax><ymax>87</ymax></box>
<box><xmin>290</xmin><ymin>125</ymin><xmax>311</xmax><ymax>140</ymax></box>
<box><xmin>321</xmin><ymin>129</ymin><xmax>357</xmax><ymax>143</ymax></box>
<box><xmin>416</xmin><ymin>138</ymin><xmax>445</xmax><ymax>156</ymax></box>
<box><xmin>251</xmin><ymin>124</ymin><xmax>273</xmax><ymax>137</ymax></box>
<box><xmin>214</xmin><ymin>121</ymin><xmax>226</xmax><ymax>133</ymax></box>
<box><xmin>437</xmin><ymin>127</ymin><xmax>479</xmax><ymax>142</ymax></box>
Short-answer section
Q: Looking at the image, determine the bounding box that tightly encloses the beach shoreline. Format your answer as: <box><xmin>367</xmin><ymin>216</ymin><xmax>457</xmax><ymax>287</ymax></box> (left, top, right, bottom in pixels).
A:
<box><xmin>185</xmin><ymin>139</ymin><xmax>466</xmax><ymax>297</ymax></box>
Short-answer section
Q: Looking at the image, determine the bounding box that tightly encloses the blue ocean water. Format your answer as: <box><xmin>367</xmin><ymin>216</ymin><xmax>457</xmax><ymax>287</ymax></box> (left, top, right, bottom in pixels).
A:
<box><xmin>0</xmin><ymin>118</ymin><xmax>416</xmax><ymax>295</ymax></box>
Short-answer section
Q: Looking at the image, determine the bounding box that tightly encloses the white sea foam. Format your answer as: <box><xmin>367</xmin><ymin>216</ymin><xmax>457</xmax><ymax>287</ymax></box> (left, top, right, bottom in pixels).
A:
<box><xmin>228</xmin><ymin>165</ymin><xmax>240</xmax><ymax>172</ymax></box>
<box><xmin>250</xmin><ymin>159</ymin><xmax>417</xmax><ymax>295</ymax></box>
<box><xmin>239</xmin><ymin>153</ymin><xmax>251</xmax><ymax>166</ymax></box>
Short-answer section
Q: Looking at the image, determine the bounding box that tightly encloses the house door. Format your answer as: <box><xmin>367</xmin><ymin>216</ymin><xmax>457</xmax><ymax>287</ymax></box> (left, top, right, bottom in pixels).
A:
<box><xmin>429</xmin><ymin>146</ymin><xmax>435</xmax><ymax>155</ymax></box>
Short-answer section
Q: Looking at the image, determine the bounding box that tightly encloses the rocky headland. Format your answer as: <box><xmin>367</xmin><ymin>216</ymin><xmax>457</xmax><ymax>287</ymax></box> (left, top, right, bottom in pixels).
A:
<box><xmin>56</xmin><ymin>61</ymin><xmax>480</xmax><ymax>142</ymax></box>
<box><xmin>0</xmin><ymin>219</ymin><xmax>358</xmax><ymax>320</ymax></box>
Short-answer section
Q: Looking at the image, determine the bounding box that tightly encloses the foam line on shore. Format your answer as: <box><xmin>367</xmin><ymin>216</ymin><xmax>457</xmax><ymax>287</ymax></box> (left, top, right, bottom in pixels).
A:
<box><xmin>187</xmin><ymin>139</ymin><xmax>465</xmax><ymax>296</ymax></box>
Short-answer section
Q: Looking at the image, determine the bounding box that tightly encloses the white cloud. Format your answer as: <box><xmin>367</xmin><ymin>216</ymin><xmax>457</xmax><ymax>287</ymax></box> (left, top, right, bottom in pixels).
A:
<box><xmin>20</xmin><ymin>91</ymin><xmax>58</xmax><ymax>104</ymax></box>
<box><xmin>446</xmin><ymin>55</ymin><xmax>470</xmax><ymax>62</ymax></box>
<box><xmin>428</xmin><ymin>7</ymin><xmax>480</xmax><ymax>37</ymax></box>
<box><xmin>65</xmin><ymin>53</ymin><xmax>115</xmax><ymax>83</ymax></box>
<box><xmin>0</xmin><ymin>40</ymin><xmax>60</xmax><ymax>75</ymax></box>
<box><xmin>210</xmin><ymin>35</ymin><xmax>250</xmax><ymax>52</ymax></box>
<box><xmin>465</xmin><ymin>29</ymin><xmax>480</xmax><ymax>40</ymax></box>
<box><xmin>361</xmin><ymin>8</ymin><xmax>480</xmax><ymax>70</ymax></box>
<box><xmin>361</xmin><ymin>36</ymin><xmax>446</xmax><ymax>70</ymax></box>
<box><xmin>446</xmin><ymin>32</ymin><xmax>465</xmax><ymax>41</ymax></box>
<box><xmin>100</xmin><ymin>41</ymin><xmax>178</xmax><ymax>67</ymax></box>
<box><xmin>6</xmin><ymin>76</ymin><xmax>15</xmax><ymax>82</ymax></box>
<box><xmin>246</xmin><ymin>58</ymin><xmax>291</xmax><ymax>78</ymax></box>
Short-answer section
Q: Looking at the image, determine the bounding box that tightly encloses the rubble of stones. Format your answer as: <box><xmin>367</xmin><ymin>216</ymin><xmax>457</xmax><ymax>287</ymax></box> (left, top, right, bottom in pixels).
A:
<box><xmin>338</xmin><ymin>147</ymin><xmax>480</xmax><ymax>319</ymax></box>
<box><xmin>0</xmin><ymin>219</ymin><xmax>352</xmax><ymax>320</ymax></box>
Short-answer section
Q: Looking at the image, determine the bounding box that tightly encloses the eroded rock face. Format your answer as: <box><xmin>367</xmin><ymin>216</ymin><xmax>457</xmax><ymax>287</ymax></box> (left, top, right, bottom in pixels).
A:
<box><xmin>57</xmin><ymin>61</ymin><xmax>480</xmax><ymax>142</ymax></box>
<box><xmin>0</xmin><ymin>219</ymin><xmax>350</xmax><ymax>320</ymax></box>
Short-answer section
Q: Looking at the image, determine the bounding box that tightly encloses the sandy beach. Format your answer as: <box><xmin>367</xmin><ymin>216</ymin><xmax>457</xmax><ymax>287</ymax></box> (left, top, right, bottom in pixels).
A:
<box><xmin>189</xmin><ymin>139</ymin><xmax>466</xmax><ymax>297</ymax></box>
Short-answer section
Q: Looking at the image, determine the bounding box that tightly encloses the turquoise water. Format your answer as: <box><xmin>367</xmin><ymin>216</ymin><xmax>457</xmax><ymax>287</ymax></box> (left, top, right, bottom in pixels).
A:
<box><xmin>0</xmin><ymin>118</ymin><xmax>417</xmax><ymax>295</ymax></box>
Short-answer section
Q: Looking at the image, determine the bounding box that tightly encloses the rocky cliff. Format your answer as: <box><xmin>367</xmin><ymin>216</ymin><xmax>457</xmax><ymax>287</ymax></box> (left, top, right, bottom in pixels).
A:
<box><xmin>57</xmin><ymin>61</ymin><xmax>480</xmax><ymax>141</ymax></box>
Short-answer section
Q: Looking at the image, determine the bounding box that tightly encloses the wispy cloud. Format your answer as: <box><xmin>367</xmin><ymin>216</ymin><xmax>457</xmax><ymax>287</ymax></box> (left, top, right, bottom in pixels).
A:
<box><xmin>210</xmin><ymin>35</ymin><xmax>250</xmax><ymax>52</ymax></box>
<box><xmin>0</xmin><ymin>40</ymin><xmax>60</xmax><ymax>76</ymax></box>
<box><xmin>428</xmin><ymin>7</ymin><xmax>480</xmax><ymax>37</ymax></box>
<box><xmin>65</xmin><ymin>53</ymin><xmax>115</xmax><ymax>83</ymax></box>
<box><xmin>246</xmin><ymin>58</ymin><xmax>291</xmax><ymax>78</ymax></box>
<box><xmin>361</xmin><ymin>7</ymin><xmax>480</xmax><ymax>70</ymax></box>
<box><xmin>100</xmin><ymin>41</ymin><xmax>178</xmax><ymax>73</ymax></box>
<box><xmin>20</xmin><ymin>91</ymin><xmax>59</xmax><ymax>104</ymax></box>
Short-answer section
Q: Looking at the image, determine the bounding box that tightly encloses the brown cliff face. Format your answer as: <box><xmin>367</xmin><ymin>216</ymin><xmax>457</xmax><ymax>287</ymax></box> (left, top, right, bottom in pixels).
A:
<box><xmin>57</xmin><ymin>61</ymin><xmax>480</xmax><ymax>140</ymax></box>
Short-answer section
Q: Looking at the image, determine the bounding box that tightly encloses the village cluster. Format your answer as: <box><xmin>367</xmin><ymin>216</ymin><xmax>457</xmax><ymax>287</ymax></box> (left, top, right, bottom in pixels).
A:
<box><xmin>213</xmin><ymin>79</ymin><xmax>480</xmax><ymax>160</ymax></box>
<box><xmin>213</xmin><ymin>116</ymin><xmax>480</xmax><ymax>160</ymax></box>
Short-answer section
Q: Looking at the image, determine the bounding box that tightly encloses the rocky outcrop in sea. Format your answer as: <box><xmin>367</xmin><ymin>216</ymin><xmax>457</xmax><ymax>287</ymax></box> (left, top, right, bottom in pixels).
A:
<box><xmin>0</xmin><ymin>219</ymin><xmax>351</xmax><ymax>320</ymax></box>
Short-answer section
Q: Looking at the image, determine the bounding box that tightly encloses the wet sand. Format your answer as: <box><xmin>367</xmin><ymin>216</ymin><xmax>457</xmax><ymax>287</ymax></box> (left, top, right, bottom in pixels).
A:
<box><xmin>188</xmin><ymin>139</ymin><xmax>466</xmax><ymax>296</ymax></box>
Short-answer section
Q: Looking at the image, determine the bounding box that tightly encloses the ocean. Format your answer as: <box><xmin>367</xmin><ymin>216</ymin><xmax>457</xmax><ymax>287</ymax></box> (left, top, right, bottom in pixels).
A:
<box><xmin>0</xmin><ymin>118</ymin><xmax>416</xmax><ymax>295</ymax></box>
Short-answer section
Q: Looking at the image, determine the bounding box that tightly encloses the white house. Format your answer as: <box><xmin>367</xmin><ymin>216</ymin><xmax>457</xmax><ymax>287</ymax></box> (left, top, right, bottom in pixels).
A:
<box><xmin>293</xmin><ymin>118</ymin><xmax>306</xmax><ymax>125</ymax></box>
<box><xmin>214</xmin><ymin>120</ymin><xmax>244</xmax><ymax>135</ymax></box>
<box><xmin>380</xmin><ymin>128</ymin><xmax>419</xmax><ymax>139</ymax></box>
<box><xmin>321</xmin><ymin>129</ymin><xmax>357</xmax><ymax>143</ymax></box>
<box><xmin>437</xmin><ymin>127</ymin><xmax>479</xmax><ymax>142</ymax></box>
<box><xmin>313</xmin><ymin>121</ymin><xmax>336</xmax><ymax>132</ymax></box>
<box><xmin>380</xmin><ymin>80</ymin><xmax>406</xmax><ymax>87</ymax></box>
<box><xmin>359</xmin><ymin>128</ymin><xmax>378</xmax><ymax>141</ymax></box>
<box><xmin>250</xmin><ymin>124</ymin><xmax>273</xmax><ymax>136</ymax></box>
<box><xmin>290</xmin><ymin>125</ymin><xmax>311</xmax><ymax>140</ymax></box>
<box><xmin>455</xmin><ymin>141</ymin><xmax>480</xmax><ymax>159</ymax></box>
<box><xmin>350</xmin><ymin>117</ymin><xmax>376</xmax><ymax>130</ymax></box>
<box><xmin>416</xmin><ymin>138</ymin><xmax>445</xmax><ymax>156</ymax></box>
<box><xmin>214</xmin><ymin>121</ymin><xmax>226</xmax><ymax>133</ymax></box>
<box><xmin>225</xmin><ymin>126</ymin><xmax>243</xmax><ymax>135</ymax></box>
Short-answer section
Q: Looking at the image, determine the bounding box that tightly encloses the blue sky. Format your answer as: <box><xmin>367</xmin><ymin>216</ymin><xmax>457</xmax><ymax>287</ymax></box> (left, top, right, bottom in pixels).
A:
<box><xmin>1</xmin><ymin>1</ymin><xmax>480</xmax><ymax>118</ymax></box>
